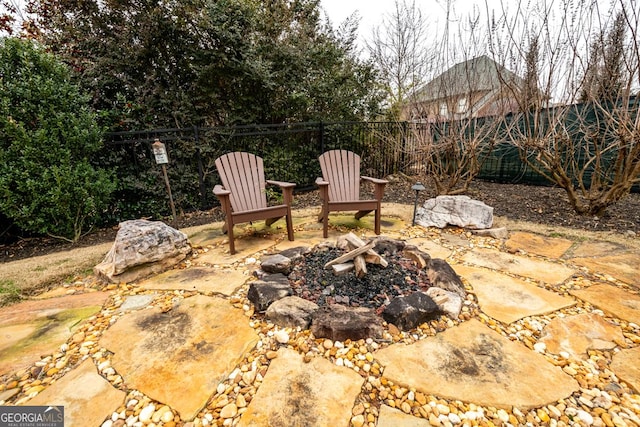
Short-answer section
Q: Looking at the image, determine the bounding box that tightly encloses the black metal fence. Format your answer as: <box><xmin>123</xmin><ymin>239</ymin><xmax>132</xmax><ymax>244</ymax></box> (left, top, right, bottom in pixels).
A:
<box><xmin>100</xmin><ymin>121</ymin><xmax>428</xmax><ymax>220</ymax></box>
<box><xmin>101</xmin><ymin>108</ymin><xmax>638</xmax><ymax>221</ymax></box>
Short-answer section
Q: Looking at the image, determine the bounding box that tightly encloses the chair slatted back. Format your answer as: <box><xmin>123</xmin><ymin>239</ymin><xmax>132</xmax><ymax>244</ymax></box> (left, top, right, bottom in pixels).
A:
<box><xmin>215</xmin><ymin>152</ymin><xmax>268</xmax><ymax>213</ymax></box>
<box><xmin>319</xmin><ymin>149</ymin><xmax>360</xmax><ymax>202</ymax></box>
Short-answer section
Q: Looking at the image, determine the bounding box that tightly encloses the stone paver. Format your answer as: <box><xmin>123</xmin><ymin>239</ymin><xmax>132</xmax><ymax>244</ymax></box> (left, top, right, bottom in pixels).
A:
<box><xmin>273</xmin><ymin>229</ymin><xmax>334</xmax><ymax>251</ymax></box>
<box><xmin>571</xmin><ymin>284</ymin><xmax>640</xmax><ymax>325</ymax></box>
<box><xmin>455</xmin><ymin>265</ymin><xmax>575</xmax><ymax>323</ymax></box>
<box><xmin>26</xmin><ymin>359</ymin><xmax>126</xmax><ymax>427</ymax></box>
<box><xmin>441</xmin><ymin>233</ymin><xmax>471</xmax><ymax>248</ymax></box>
<box><xmin>375</xmin><ymin>319</ymin><xmax>579</xmax><ymax>410</ymax></box>
<box><xmin>611</xmin><ymin>347</ymin><xmax>640</xmax><ymax>393</ymax></box>
<box><xmin>187</xmin><ymin>226</ymin><xmax>224</xmax><ymax>247</ymax></box>
<box><xmin>138</xmin><ymin>266</ymin><xmax>248</xmax><ymax>295</ymax></box>
<box><xmin>570</xmin><ymin>241</ymin><xmax>630</xmax><ymax>258</ymax></box>
<box><xmin>0</xmin><ymin>387</ymin><xmax>19</xmax><ymax>403</ymax></box>
<box><xmin>406</xmin><ymin>238</ymin><xmax>453</xmax><ymax>260</ymax></box>
<box><xmin>462</xmin><ymin>248</ymin><xmax>576</xmax><ymax>284</ymax></box>
<box><xmin>377</xmin><ymin>405</ymin><xmax>431</xmax><ymax>427</ymax></box>
<box><xmin>321</xmin><ymin>213</ymin><xmax>407</xmax><ymax>235</ymax></box>
<box><xmin>0</xmin><ymin>292</ymin><xmax>109</xmax><ymax>376</ymax></box>
<box><xmin>237</xmin><ymin>347</ymin><xmax>363</xmax><ymax>427</ymax></box>
<box><xmin>539</xmin><ymin>313</ymin><xmax>626</xmax><ymax>358</ymax></box>
<box><xmin>505</xmin><ymin>231</ymin><xmax>574</xmax><ymax>259</ymax></box>
<box><xmin>569</xmin><ymin>253</ymin><xmax>640</xmax><ymax>288</ymax></box>
<box><xmin>118</xmin><ymin>293</ymin><xmax>157</xmax><ymax>312</ymax></box>
<box><xmin>194</xmin><ymin>237</ymin><xmax>276</xmax><ymax>265</ymax></box>
<box><xmin>2</xmin><ymin>208</ymin><xmax>639</xmax><ymax>427</ymax></box>
<box><xmin>100</xmin><ymin>294</ymin><xmax>259</xmax><ymax>420</ymax></box>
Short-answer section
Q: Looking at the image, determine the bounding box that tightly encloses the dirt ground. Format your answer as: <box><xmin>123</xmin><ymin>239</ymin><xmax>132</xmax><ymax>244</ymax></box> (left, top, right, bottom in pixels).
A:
<box><xmin>0</xmin><ymin>176</ymin><xmax>638</xmax><ymax>301</ymax></box>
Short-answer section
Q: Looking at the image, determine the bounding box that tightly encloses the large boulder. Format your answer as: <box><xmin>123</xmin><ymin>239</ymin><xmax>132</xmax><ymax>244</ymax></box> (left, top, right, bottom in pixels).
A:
<box><xmin>94</xmin><ymin>219</ymin><xmax>191</xmax><ymax>283</ymax></box>
<box><xmin>416</xmin><ymin>195</ymin><xmax>493</xmax><ymax>229</ymax></box>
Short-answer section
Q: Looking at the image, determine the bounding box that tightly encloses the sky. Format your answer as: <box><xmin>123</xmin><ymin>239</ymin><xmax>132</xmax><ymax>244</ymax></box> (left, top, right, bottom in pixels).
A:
<box><xmin>318</xmin><ymin>0</ymin><xmax>504</xmax><ymax>47</ymax></box>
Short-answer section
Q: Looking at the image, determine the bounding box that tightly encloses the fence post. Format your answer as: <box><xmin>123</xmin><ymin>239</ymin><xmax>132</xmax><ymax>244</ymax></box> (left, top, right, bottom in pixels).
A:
<box><xmin>319</xmin><ymin>121</ymin><xmax>325</xmax><ymax>153</ymax></box>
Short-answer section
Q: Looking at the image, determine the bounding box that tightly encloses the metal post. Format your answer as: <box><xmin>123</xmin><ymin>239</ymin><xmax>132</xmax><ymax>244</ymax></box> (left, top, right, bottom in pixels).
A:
<box><xmin>152</xmin><ymin>139</ymin><xmax>177</xmax><ymax>223</ymax></box>
<box><xmin>161</xmin><ymin>164</ymin><xmax>177</xmax><ymax>221</ymax></box>
<box><xmin>411</xmin><ymin>182</ymin><xmax>425</xmax><ymax>226</ymax></box>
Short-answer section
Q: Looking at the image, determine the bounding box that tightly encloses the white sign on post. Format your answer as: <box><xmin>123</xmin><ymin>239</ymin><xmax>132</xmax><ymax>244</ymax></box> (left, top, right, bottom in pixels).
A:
<box><xmin>152</xmin><ymin>139</ymin><xmax>169</xmax><ymax>164</ymax></box>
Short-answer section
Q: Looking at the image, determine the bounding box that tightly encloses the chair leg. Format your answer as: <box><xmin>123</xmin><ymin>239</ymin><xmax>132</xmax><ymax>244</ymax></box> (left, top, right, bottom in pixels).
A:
<box><xmin>355</xmin><ymin>210</ymin><xmax>373</xmax><ymax>220</ymax></box>
<box><xmin>265</xmin><ymin>216</ymin><xmax>283</xmax><ymax>227</ymax></box>
<box><xmin>285</xmin><ymin>212</ymin><xmax>294</xmax><ymax>241</ymax></box>
<box><xmin>323</xmin><ymin>210</ymin><xmax>329</xmax><ymax>238</ymax></box>
<box><xmin>227</xmin><ymin>221</ymin><xmax>236</xmax><ymax>255</ymax></box>
<box><xmin>374</xmin><ymin>206</ymin><xmax>381</xmax><ymax>235</ymax></box>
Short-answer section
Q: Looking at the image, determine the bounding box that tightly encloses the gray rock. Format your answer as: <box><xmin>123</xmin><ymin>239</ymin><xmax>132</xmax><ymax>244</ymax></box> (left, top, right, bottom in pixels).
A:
<box><xmin>266</xmin><ymin>296</ymin><xmax>319</xmax><ymax>329</ymax></box>
<box><xmin>471</xmin><ymin>227</ymin><xmax>509</xmax><ymax>239</ymax></box>
<box><xmin>119</xmin><ymin>294</ymin><xmax>157</xmax><ymax>312</ymax></box>
<box><xmin>247</xmin><ymin>278</ymin><xmax>293</xmax><ymax>312</ymax></box>
<box><xmin>311</xmin><ymin>304</ymin><xmax>382</xmax><ymax>341</ymax></box>
<box><xmin>382</xmin><ymin>292</ymin><xmax>439</xmax><ymax>330</ymax></box>
<box><xmin>261</xmin><ymin>254</ymin><xmax>292</xmax><ymax>274</ymax></box>
<box><xmin>278</xmin><ymin>246</ymin><xmax>311</xmax><ymax>260</ymax></box>
<box><xmin>427</xmin><ymin>259</ymin><xmax>466</xmax><ymax>297</ymax></box>
<box><xmin>94</xmin><ymin>219</ymin><xmax>191</xmax><ymax>283</ymax></box>
<box><xmin>426</xmin><ymin>287</ymin><xmax>463</xmax><ymax>319</ymax></box>
<box><xmin>416</xmin><ymin>195</ymin><xmax>493</xmax><ymax>229</ymax></box>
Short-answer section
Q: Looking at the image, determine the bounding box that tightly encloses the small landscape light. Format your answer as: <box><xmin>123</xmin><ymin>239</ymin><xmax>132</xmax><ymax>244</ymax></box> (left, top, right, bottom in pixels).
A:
<box><xmin>411</xmin><ymin>182</ymin><xmax>425</xmax><ymax>226</ymax></box>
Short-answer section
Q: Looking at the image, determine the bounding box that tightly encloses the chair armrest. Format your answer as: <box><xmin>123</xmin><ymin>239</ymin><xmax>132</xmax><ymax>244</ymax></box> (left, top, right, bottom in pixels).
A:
<box><xmin>266</xmin><ymin>180</ymin><xmax>296</xmax><ymax>189</ymax></box>
<box><xmin>361</xmin><ymin>176</ymin><xmax>389</xmax><ymax>185</ymax></box>
<box><xmin>213</xmin><ymin>185</ymin><xmax>231</xmax><ymax>196</ymax></box>
<box><xmin>361</xmin><ymin>176</ymin><xmax>387</xmax><ymax>201</ymax></box>
<box><xmin>266</xmin><ymin>180</ymin><xmax>295</xmax><ymax>205</ymax></box>
<box><xmin>315</xmin><ymin>177</ymin><xmax>329</xmax><ymax>186</ymax></box>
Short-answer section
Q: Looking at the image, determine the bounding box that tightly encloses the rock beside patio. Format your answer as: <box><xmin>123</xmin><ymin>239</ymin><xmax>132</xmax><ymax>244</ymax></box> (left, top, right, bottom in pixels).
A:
<box><xmin>416</xmin><ymin>195</ymin><xmax>493</xmax><ymax>229</ymax></box>
<box><xmin>247</xmin><ymin>274</ymin><xmax>292</xmax><ymax>312</ymax></box>
<box><xmin>311</xmin><ymin>304</ymin><xmax>383</xmax><ymax>341</ymax></box>
<box><xmin>382</xmin><ymin>292</ymin><xmax>439</xmax><ymax>330</ymax></box>
<box><xmin>260</xmin><ymin>254</ymin><xmax>292</xmax><ymax>274</ymax></box>
<box><xmin>266</xmin><ymin>296</ymin><xmax>319</xmax><ymax>329</ymax></box>
<box><xmin>94</xmin><ymin>219</ymin><xmax>191</xmax><ymax>283</ymax></box>
<box><xmin>426</xmin><ymin>287</ymin><xmax>463</xmax><ymax>318</ymax></box>
<box><xmin>426</xmin><ymin>259</ymin><xmax>466</xmax><ymax>297</ymax></box>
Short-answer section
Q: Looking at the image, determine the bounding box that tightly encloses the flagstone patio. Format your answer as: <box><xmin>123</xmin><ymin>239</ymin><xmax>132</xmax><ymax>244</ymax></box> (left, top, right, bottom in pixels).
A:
<box><xmin>1</xmin><ymin>213</ymin><xmax>639</xmax><ymax>427</ymax></box>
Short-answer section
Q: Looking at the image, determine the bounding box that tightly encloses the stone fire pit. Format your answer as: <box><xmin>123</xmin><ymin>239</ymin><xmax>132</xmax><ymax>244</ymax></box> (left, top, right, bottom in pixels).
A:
<box><xmin>247</xmin><ymin>234</ymin><xmax>466</xmax><ymax>341</ymax></box>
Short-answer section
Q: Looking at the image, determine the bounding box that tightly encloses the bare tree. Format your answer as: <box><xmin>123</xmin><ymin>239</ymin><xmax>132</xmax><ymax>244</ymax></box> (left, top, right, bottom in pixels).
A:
<box><xmin>489</xmin><ymin>0</ymin><xmax>640</xmax><ymax>216</ymax></box>
<box><xmin>366</xmin><ymin>0</ymin><xmax>504</xmax><ymax>194</ymax></box>
<box><xmin>367</xmin><ymin>0</ymin><xmax>430</xmax><ymax>119</ymax></box>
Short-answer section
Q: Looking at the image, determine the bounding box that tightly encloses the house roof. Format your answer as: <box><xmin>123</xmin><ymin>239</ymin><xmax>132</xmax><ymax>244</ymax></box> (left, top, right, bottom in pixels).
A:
<box><xmin>412</xmin><ymin>55</ymin><xmax>524</xmax><ymax>103</ymax></box>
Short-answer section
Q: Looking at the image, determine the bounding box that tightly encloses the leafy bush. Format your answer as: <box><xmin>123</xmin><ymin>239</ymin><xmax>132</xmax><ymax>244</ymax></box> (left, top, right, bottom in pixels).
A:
<box><xmin>0</xmin><ymin>38</ymin><xmax>116</xmax><ymax>241</ymax></box>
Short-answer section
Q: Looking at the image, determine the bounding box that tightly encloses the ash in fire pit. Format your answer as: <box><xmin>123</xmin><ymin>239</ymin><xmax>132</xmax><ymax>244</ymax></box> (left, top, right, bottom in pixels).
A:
<box><xmin>248</xmin><ymin>235</ymin><xmax>466</xmax><ymax>340</ymax></box>
<box><xmin>288</xmin><ymin>246</ymin><xmax>430</xmax><ymax>311</ymax></box>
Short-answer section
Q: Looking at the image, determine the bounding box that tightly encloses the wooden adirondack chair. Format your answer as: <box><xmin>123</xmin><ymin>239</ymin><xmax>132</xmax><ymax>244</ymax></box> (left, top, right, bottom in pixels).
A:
<box><xmin>316</xmin><ymin>149</ymin><xmax>388</xmax><ymax>238</ymax></box>
<box><xmin>213</xmin><ymin>152</ymin><xmax>295</xmax><ymax>254</ymax></box>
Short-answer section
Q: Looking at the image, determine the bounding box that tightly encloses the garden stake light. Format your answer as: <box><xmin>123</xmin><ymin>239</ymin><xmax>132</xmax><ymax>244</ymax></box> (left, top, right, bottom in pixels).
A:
<box><xmin>411</xmin><ymin>182</ymin><xmax>425</xmax><ymax>226</ymax></box>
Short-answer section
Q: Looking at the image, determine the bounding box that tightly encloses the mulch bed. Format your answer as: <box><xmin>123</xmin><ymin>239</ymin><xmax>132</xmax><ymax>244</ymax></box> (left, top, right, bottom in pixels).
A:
<box><xmin>1</xmin><ymin>176</ymin><xmax>638</xmax><ymax>263</ymax></box>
